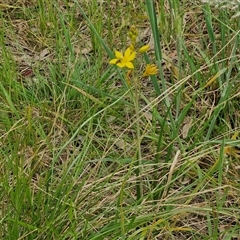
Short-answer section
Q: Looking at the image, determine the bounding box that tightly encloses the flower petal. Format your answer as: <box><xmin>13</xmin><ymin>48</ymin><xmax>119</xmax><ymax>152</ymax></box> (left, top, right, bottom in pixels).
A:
<box><xmin>128</xmin><ymin>51</ymin><xmax>136</xmax><ymax>61</ymax></box>
<box><xmin>109</xmin><ymin>59</ymin><xmax>119</xmax><ymax>64</ymax></box>
<box><xmin>117</xmin><ymin>62</ymin><xmax>125</xmax><ymax>68</ymax></box>
<box><xmin>115</xmin><ymin>50</ymin><xmax>123</xmax><ymax>59</ymax></box>
<box><xmin>124</xmin><ymin>47</ymin><xmax>132</xmax><ymax>57</ymax></box>
<box><xmin>125</xmin><ymin>62</ymin><xmax>134</xmax><ymax>69</ymax></box>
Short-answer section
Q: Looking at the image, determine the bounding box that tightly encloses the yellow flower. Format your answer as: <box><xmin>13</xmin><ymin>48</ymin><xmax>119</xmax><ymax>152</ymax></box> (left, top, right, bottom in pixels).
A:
<box><xmin>109</xmin><ymin>47</ymin><xmax>136</xmax><ymax>69</ymax></box>
<box><xmin>143</xmin><ymin>64</ymin><xmax>158</xmax><ymax>77</ymax></box>
<box><xmin>138</xmin><ymin>45</ymin><xmax>149</xmax><ymax>53</ymax></box>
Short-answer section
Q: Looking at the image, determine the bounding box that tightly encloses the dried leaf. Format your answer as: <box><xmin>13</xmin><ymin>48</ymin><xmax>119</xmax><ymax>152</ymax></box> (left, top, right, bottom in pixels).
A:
<box><xmin>182</xmin><ymin>119</ymin><xmax>192</xmax><ymax>139</ymax></box>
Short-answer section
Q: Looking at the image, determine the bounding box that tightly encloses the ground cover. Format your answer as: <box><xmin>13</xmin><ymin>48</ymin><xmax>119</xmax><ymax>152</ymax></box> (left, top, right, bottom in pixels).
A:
<box><xmin>0</xmin><ymin>0</ymin><xmax>240</xmax><ymax>239</ymax></box>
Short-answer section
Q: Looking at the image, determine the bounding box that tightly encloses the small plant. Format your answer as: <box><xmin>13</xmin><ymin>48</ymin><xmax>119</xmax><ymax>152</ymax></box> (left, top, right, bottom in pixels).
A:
<box><xmin>109</xmin><ymin>25</ymin><xmax>158</xmax><ymax>199</ymax></box>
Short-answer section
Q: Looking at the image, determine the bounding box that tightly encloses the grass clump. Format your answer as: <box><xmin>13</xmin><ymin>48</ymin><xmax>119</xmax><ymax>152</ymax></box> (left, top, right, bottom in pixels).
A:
<box><xmin>0</xmin><ymin>0</ymin><xmax>240</xmax><ymax>239</ymax></box>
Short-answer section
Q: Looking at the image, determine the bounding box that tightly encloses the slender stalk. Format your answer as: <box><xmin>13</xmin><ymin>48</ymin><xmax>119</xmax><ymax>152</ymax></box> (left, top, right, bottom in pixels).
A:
<box><xmin>132</xmin><ymin>76</ymin><xmax>143</xmax><ymax>200</ymax></box>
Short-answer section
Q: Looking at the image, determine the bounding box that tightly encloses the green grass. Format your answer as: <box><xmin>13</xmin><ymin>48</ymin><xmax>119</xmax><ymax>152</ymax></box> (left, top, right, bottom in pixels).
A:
<box><xmin>0</xmin><ymin>0</ymin><xmax>240</xmax><ymax>239</ymax></box>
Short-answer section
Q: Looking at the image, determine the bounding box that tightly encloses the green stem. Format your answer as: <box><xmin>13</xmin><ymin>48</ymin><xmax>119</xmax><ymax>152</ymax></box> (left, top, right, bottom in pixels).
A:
<box><xmin>133</xmin><ymin>77</ymin><xmax>143</xmax><ymax>200</ymax></box>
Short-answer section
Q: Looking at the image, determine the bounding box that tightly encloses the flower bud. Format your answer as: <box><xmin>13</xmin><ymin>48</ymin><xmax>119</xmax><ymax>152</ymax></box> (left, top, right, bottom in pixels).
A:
<box><xmin>139</xmin><ymin>45</ymin><xmax>149</xmax><ymax>53</ymax></box>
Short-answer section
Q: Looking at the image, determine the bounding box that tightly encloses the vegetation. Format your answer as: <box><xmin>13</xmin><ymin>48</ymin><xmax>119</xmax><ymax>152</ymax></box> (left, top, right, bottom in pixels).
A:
<box><xmin>0</xmin><ymin>0</ymin><xmax>240</xmax><ymax>239</ymax></box>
